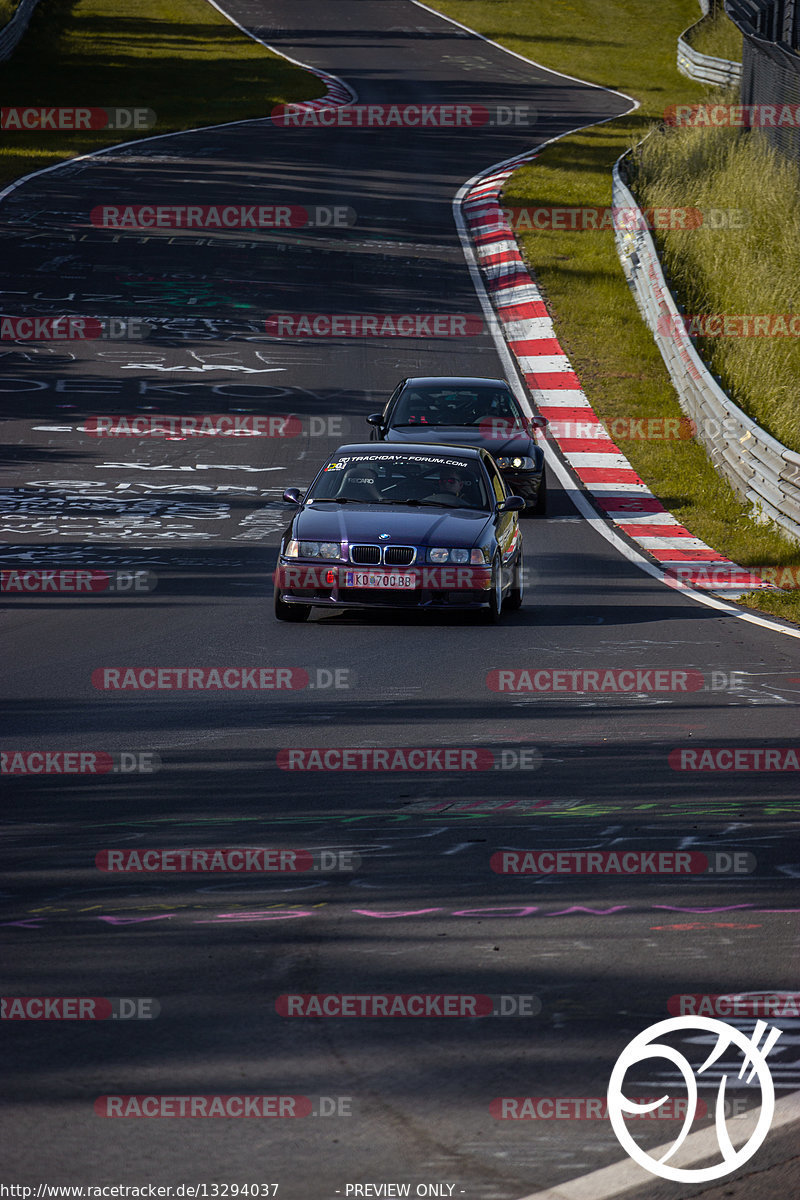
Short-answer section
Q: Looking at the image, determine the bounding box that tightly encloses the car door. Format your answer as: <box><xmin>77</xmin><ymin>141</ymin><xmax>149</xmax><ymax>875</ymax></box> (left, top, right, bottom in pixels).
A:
<box><xmin>483</xmin><ymin>454</ymin><xmax>520</xmax><ymax>587</ymax></box>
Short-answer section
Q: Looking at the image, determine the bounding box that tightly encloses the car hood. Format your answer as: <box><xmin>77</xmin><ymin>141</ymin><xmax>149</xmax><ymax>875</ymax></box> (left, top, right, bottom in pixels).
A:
<box><xmin>384</xmin><ymin>425</ymin><xmax>534</xmax><ymax>457</ymax></box>
<box><xmin>290</xmin><ymin>503</ymin><xmax>492</xmax><ymax>547</ymax></box>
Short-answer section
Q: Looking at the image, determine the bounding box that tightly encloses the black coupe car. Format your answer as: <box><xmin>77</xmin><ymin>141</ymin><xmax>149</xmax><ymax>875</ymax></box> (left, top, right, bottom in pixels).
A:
<box><xmin>274</xmin><ymin>443</ymin><xmax>525</xmax><ymax>622</ymax></box>
<box><xmin>366</xmin><ymin>376</ymin><xmax>547</xmax><ymax>515</ymax></box>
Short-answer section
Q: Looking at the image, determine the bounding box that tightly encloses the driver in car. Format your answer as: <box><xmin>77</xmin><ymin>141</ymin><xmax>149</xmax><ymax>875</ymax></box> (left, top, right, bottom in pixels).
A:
<box><xmin>425</xmin><ymin>466</ymin><xmax>474</xmax><ymax>505</ymax></box>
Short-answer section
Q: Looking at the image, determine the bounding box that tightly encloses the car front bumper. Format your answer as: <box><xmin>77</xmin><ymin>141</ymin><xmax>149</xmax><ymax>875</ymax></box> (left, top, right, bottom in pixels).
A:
<box><xmin>275</xmin><ymin>560</ymin><xmax>494</xmax><ymax>610</ymax></box>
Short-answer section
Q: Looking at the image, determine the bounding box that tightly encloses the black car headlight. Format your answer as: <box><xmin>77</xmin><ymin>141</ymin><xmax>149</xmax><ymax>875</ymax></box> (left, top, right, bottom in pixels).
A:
<box><xmin>286</xmin><ymin>540</ymin><xmax>343</xmax><ymax>559</ymax></box>
<box><xmin>495</xmin><ymin>455</ymin><xmax>536</xmax><ymax>469</ymax></box>
<box><xmin>428</xmin><ymin>548</ymin><xmax>486</xmax><ymax>565</ymax></box>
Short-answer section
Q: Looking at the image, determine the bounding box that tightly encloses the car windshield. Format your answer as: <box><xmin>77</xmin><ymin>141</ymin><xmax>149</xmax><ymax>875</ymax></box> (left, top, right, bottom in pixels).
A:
<box><xmin>307</xmin><ymin>452</ymin><xmax>493</xmax><ymax>510</ymax></box>
<box><xmin>391</xmin><ymin>385</ymin><xmax>526</xmax><ymax>429</ymax></box>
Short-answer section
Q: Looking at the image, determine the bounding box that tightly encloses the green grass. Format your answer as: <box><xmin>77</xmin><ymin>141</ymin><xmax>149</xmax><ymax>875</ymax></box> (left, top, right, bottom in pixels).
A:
<box><xmin>0</xmin><ymin>0</ymin><xmax>20</xmax><ymax>25</ymax></box>
<box><xmin>686</xmin><ymin>5</ymin><xmax>743</xmax><ymax>61</ymax></box>
<box><xmin>0</xmin><ymin>0</ymin><xmax>324</xmax><ymax>188</ymax></box>
<box><xmin>632</xmin><ymin>116</ymin><xmax>800</xmax><ymax>451</ymax></box>
<box><xmin>429</xmin><ymin>0</ymin><xmax>800</xmax><ymax>626</ymax></box>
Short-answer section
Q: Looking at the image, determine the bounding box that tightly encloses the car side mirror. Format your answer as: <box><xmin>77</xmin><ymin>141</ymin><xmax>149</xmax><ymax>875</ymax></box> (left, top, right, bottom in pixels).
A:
<box><xmin>497</xmin><ymin>495</ymin><xmax>525</xmax><ymax>513</ymax></box>
<box><xmin>366</xmin><ymin>413</ymin><xmax>384</xmax><ymax>426</ymax></box>
<box><xmin>283</xmin><ymin>487</ymin><xmax>304</xmax><ymax>505</ymax></box>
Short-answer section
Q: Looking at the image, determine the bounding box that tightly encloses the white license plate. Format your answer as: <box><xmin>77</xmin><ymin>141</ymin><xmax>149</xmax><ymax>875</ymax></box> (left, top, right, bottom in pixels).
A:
<box><xmin>344</xmin><ymin>571</ymin><xmax>418</xmax><ymax>589</ymax></box>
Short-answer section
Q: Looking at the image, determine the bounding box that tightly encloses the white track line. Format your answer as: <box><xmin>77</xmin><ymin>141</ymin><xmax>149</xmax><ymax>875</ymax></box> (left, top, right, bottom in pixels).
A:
<box><xmin>513</xmin><ymin>1089</ymin><xmax>800</xmax><ymax>1200</ymax></box>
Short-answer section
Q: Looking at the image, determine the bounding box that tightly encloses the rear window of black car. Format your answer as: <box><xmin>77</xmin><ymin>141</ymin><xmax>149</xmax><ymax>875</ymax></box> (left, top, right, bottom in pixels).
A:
<box><xmin>391</xmin><ymin>385</ymin><xmax>523</xmax><ymax>427</ymax></box>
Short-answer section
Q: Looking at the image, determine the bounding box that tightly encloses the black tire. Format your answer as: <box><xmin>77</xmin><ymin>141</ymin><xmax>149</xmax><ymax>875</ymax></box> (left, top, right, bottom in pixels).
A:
<box><xmin>274</xmin><ymin>584</ymin><xmax>311</xmax><ymax>622</ymax></box>
<box><xmin>506</xmin><ymin>551</ymin><xmax>524</xmax><ymax>611</ymax></box>
<box><xmin>484</xmin><ymin>556</ymin><xmax>504</xmax><ymax>624</ymax></box>
<box><xmin>531</xmin><ymin>467</ymin><xmax>547</xmax><ymax>517</ymax></box>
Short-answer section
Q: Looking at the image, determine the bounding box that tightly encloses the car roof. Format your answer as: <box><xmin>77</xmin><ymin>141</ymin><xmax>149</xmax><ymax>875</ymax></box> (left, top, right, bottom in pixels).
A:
<box><xmin>330</xmin><ymin>442</ymin><xmax>485</xmax><ymax>460</ymax></box>
<box><xmin>400</xmin><ymin>376</ymin><xmax>510</xmax><ymax>388</ymax></box>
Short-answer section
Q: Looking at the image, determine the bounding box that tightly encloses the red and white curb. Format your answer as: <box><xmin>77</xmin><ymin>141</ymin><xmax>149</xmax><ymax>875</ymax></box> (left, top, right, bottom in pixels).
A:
<box><xmin>461</xmin><ymin>171</ymin><xmax>774</xmax><ymax>601</ymax></box>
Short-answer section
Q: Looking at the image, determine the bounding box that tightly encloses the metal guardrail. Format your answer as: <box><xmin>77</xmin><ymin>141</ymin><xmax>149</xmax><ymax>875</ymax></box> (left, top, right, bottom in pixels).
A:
<box><xmin>678</xmin><ymin>1</ymin><xmax>743</xmax><ymax>86</ymax></box>
<box><xmin>0</xmin><ymin>0</ymin><xmax>41</xmax><ymax>61</ymax></box>
<box><xmin>612</xmin><ymin>154</ymin><xmax>800</xmax><ymax>543</ymax></box>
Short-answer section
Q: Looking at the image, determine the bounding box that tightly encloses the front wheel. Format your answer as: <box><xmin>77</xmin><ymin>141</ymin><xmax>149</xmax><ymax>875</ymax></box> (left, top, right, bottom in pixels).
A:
<box><xmin>506</xmin><ymin>552</ymin><xmax>524</xmax><ymax>611</ymax></box>
<box><xmin>531</xmin><ymin>467</ymin><xmax>547</xmax><ymax>517</ymax></box>
<box><xmin>274</xmin><ymin>584</ymin><xmax>311</xmax><ymax>622</ymax></box>
<box><xmin>484</xmin><ymin>556</ymin><xmax>504</xmax><ymax>624</ymax></box>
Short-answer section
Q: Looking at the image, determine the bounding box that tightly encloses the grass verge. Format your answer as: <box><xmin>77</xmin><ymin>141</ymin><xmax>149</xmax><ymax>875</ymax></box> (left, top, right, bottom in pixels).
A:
<box><xmin>429</xmin><ymin>0</ymin><xmax>800</xmax><ymax>625</ymax></box>
<box><xmin>686</xmin><ymin>4</ymin><xmax>743</xmax><ymax>61</ymax></box>
<box><xmin>631</xmin><ymin>116</ymin><xmax>800</xmax><ymax>451</ymax></box>
<box><xmin>0</xmin><ymin>0</ymin><xmax>324</xmax><ymax>189</ymax></box>
<box><xmin>0</xmin><ymin>0</ymin><xmax>21</xmax><ymax>28</ymax></box>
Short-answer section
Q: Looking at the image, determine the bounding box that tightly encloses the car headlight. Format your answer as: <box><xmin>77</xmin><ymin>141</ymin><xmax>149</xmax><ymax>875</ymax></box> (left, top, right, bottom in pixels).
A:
<box><xmin>286</xmin><ymin>540</ymin><xmax>343</xmax><ymax>559</ymax></box>
<box><xmin>495</xmin><ymin>455</ymin><xmax>536</xmax><ymax>469</ymax></box>
<box><xmin>427</xmin><ymin>548</ymin><xmax>472</xmax><ymax>564</ymax></box>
